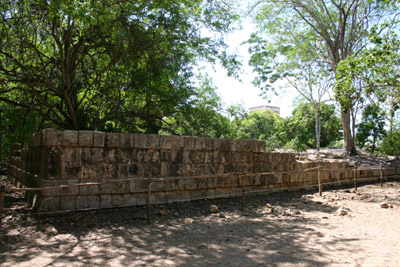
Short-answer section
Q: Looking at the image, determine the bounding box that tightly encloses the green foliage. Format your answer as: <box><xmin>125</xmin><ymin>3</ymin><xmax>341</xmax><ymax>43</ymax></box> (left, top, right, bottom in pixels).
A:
<box><xmin>0</xmin><ymin>0</ymin><xmax>239</xmax><ymax>133</ymax></box>
<box><xmin>335</xmin><ymin>25</ymin><xmax>400</xmax><ymax>113</ymax></box>
<box><xmin>250</xmin><ymin>0</ymin><xmax>398</xmax><ymax>155</ymax></box>
<box><xmin>356</xmin><ymin>104</ymin><xmax>387</xmax><ymax>152</ymax></box>
<box><xmin>160</xmin><ymin>74</ymin><xmax>233</xmax><ymax>138</ymax></box>
<box><xmin>0</xmin><ymin>104</ymin><xmax>47</xmax><ymax>159</ymax></box>
<box><xmin>234</xmin><ymin>110</ymin><xmax>284</xmax><ymax>151</ymax></box>
<box><xmin>282</xmin><ymin>102</ymin><xmax>342</xmax><ymax>151</ymax></box>
<box><xmin>380</xmin><ymin>124</ymin><xmax>400</xmax><ymax>155</ymax></box>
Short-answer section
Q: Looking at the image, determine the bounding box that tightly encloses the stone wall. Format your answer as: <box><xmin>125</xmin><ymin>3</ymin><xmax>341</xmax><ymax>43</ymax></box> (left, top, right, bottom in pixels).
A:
<box><xmin>8</xmin><ymin>129</ymin><xmax>398</xmax><ymax>212</ymax></box>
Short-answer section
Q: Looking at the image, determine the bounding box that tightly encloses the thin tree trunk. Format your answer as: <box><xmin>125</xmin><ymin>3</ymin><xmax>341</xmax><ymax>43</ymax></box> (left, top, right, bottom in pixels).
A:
<box><xmin>341</xmin><ymin>109</ymin><xmax>357</xmax><ymax>155</ymax></box>
<box><xmin>315</xmin><ymin>110</ymin><xmax>321</xmax><ymax>152</ymax></box>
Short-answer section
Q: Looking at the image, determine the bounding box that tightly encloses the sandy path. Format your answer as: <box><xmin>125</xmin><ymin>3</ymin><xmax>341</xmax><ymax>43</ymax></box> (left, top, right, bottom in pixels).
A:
<box><xmin>1</xmin><ymin>180</ymin><xmax>400</xmax><ymax>266</ymax></box>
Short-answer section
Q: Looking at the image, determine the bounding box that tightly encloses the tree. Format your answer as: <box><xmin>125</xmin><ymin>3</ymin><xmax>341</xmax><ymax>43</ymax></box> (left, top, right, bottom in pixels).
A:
<box><xmin>282</xmin><ymin>102</ymin><xmax>342</xmax><ymax>151</ymax></box>
<box><xmin>235</xmin><ymin>110</ymin><xmax>284</xmax><ymax>151</ymax></box>
<box><xmin>355</xmin><ymin>104</ymin><xmax>387</xmax><ymax>152</ymax></box>
<box><xmin>335</xmin><ymin>24</ymin><xmax>400</xmax><ymax>135</ymax></box>
<box><xmin>0</xmin><ymin>0</ymin><xmax>239</xmax><ymax>132</ymax></box>
<box><xmin>250</xmin><ymin>0</ymin><xmax>398</xmax><ymax>155</ymax></box>
<box><xmin>160</xmin><ymin>73</ymin><xmax>233</xmax><ymax>138</ymax></box>
<box><xmin>380</xmin><ymin>122</ymin><xmax>400</xmax><ymax>156</ymax></box>
<box><xmin>248</xmin><ymin>30</ymin><xmax>334</xmax><ymax>151</ymax></box>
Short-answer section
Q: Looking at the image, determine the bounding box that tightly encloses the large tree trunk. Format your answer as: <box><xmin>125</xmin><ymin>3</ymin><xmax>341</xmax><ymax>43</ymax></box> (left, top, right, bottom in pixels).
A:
<box><xmin>341</xmin><ymin>109</ymin><xmax>357</xmax><ymax>155</ymax></box>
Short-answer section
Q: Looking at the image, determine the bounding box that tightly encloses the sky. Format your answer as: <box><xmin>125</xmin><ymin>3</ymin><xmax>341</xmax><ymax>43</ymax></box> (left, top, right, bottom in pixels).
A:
<box><xmin>200</xmin><ymin>18</ymin><xmax>298</xmax><ymax>118</ymax></box>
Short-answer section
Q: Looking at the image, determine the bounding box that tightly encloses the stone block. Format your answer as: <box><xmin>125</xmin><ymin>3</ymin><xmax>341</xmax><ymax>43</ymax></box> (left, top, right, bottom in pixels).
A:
<box><xmin>118</xmin><ymin>164</ymin><xmax>135</xmax><ymax>178</ymax></box>
<box><xmin>87</xmin><ymin>195</ymin><xmax>101</xmax><ymax>209</ymax></box>
<box><xmin>124</xmin><ymin>194</ymin><xmax>136</xmax><ymax>206</ymax></box>
<box><xmin>40</xmin><ymin>180</ymin><xmax>62</xmax><ymax>197</ymax></box>
<box><xmin>76</xmin><ymin>196</ymin><xmax>89</xmax><ymax>210</ymax></box>
<box><xmin>42</xmin><ymin>129</ymin><xmax>63</xmax><ymax>146</ymax></box>
<box><xmin>117</xmin><ymin>149</ymin><xmax>132</xmax><ymax>163</ymax></box>
<box><xmin>100</xmin><ymin>195</ymin><xmax>113</xmax><ymax>208</ymax></box>
<box><xmin>214</xmin><ymin>138</ymin><xmax>231</xmax><ymax>151</ymax></box>
<box><xmin>142</xmin><ymin>150</ymin><xmax>160</xmax><ymax>163</ymax></box>
<box><xmin>134</xmin><ymin>134</ymin><xmax>147</xmax><ymax>149</ymax></box>
<box><xmin>197</xmin><ymin>178</ymin><xmax>208</xmax><ymax>189</ymax></box>
<box><xmin>112</xmin><ymin>194</ymin><xmax>127</xmax><ymax>207</ymax></box>
<box><xmin>63</xmin><ymin>130</ymin><xmax>78</xmax><ymax>146</ymax></box>
<box><xmin>37</xmin><ymin>197</ymin><xmax>60</xmax><ymax>212</ymax></box>
<box><xmin>115</xmin><ymin>181</ymin><xmax>129</xmax><ymax>194</ymax></box>
<box><xmin>63</xmin><ymin>147</ymin><xmax>82</xmax><ymax>164</ymax></box>
<box><xmin>60</xmin><ymin>196</ymin><xmax>76</xmax><ymax>211</ymax></box>
<box><xmin>179</xmin><ymin>190</ymin><xmax>191</xmax><ymax>202</ymax></box>
<box><xmin>185</xmin><ymin>179</ymin><xmax>197</xmax><ymax>190</ymax></box>
<box><xmin>209</xmin><ymin>164</ymin><xmax>223</xmax><ymax>175</ymax></box>
<box><xmin>146</xmin><ymin>134</ymin><xmax>160</xmax><ymax>149</ymax></box>
<box><xmin>81</xmin><ymin>165</ymin><xmax>97</xmax><ymax>179</ymax></box>
<box><xmin>227</xmin><ymin>176</ymin><xmax>240</xmax><ymax>187</ymax></box>
<box><xmin>105</xmin><ymin>133</ymin><xmax>120</xmax><ymax>148</ymax></box>
<box><xmin>165</xmin><ymin>180</ymin><xmax>179</xmax><ymax>191</ymax></box>
<box><xmin>171</xmin><ymin>135</ymin><xmax>184</xmax><ymax>149</ymax></box>
<box><xmin>215</xmin><ymin>187</ymin><xmax>230</xmax><ymax>198</ymax></box>
<box><xmin>59</xmin><ymin>180</ymin><xmax>80</xmax><ymax>196</ymax></box>
<box><xmin>184</xmin><ymin>137</ymin><xmax>196</xmax><ymax>150</ymax></box>
<box><xmin>102</xmin><ymin>163</ymin><xmax>118</xmax><ymax>178</ymax></box>
<box><xmin>154</xmin><ymin>192</ymin><xmax>166</xmax><ymax>204</ymax></box>
<box><xmin>46</xmin><ymin>147</ymin><xmax>62</xmax><ymax>179</ymax></box>
<box><xmin>99</xmin><ymin>181</ymin><xmax>114</xmax><ymax>194</ymax></box>
<box><xmin>135</xmin><ymin>193</ymin><xmax>147</xmax><ymax>205</ymax></box>
<box><xmin>130</xmin><ymin>180</ymin><xmax>147</xmax><ymax>193</ymax></box>
<box><xmin>165</xmin><ymin>191</ymin><xmax>175</xmax><ymax>203</ymax></box>
<box><xmin>143</xmin><ymin>163</ymin><xmax>160</xmax><ymax>177</ymax></box>
<box><xmin>207</xmin><ymin>177</ymin><xmax>217</xmax><ymax>188</ymax></box>
<box><xmin>33</xmin><ymin>131</ymin><xmax>43</xmax><ymax>147</ymax></box>
<box><xmin>160</xmin><ymin>135</ymin><xmax>172</xmax><ymax>149</ymax></box>
<box><xmin>197</xmin><ymin>138</ymin><xmax>212</xmax><ymax>150</ymax></box>
<box><xmin>150</xmin><ymin>181</ymin><xmax>165</xmax><ymax>192</ymax></box>
<box><xmin>120</xmin><ymin>133</ymin><xmax>134</xmax><ymax>148</ymax></box>
<box><xmin>64</xmin><ymin>163</ymin><xmax>82</xmax><ymax>179</ymax></box>
<box><xmin>79</xmin><ymin>181</ymin><xmax>99</xmax><ymax>195</ymax></box>
<box><xmin>78</xmin><ymin>131</ymin><xmax>93</xmax><ymax>147</ymax></box>
<box><xmin>190</xmin><ymin>189</ymin><xmax>202</xmax><ymax>201</ymax></box>
<box><xmin>93</xmin><ymin>131</ymin><xmax>105</xmax><ymax>147</ymax></box>
<box><xmin>103</xmin><ymin>148</ymin><xmax>117</xmax><ymax>164</ymax></box>
<box><xmin>161</xmin><ymin>162</ymin><xmax>170</xmax><ymax>176</ymax></box>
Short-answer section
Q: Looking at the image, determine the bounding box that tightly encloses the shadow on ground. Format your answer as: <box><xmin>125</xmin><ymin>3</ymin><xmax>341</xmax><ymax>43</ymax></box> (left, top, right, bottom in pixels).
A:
<box><xmin>0</xmin><ymin>187</ymin><xmax>363</xmax><ymax>267</ymax></box>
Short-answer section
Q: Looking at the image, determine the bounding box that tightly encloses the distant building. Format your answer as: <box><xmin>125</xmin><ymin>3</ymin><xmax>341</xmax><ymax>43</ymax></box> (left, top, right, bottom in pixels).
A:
<box><xmin>249</xmin><ymin>105</ymin><xmax>280</xmax><ymax>115</ymax></box>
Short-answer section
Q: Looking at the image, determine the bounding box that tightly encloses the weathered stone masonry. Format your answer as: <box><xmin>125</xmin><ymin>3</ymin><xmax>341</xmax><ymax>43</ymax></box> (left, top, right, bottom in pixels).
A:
<box><xmin>8</xmin><ymin>129</ymin><xmax>399</xmax><ymax>211</ymax></box>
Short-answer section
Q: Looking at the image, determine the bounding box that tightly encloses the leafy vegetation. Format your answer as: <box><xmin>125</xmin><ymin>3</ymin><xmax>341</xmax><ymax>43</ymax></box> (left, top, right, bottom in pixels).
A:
<box><xmin>1</xmin><ymin>0</ymin><xmax>400</xmax><ymax>159</ymax></box>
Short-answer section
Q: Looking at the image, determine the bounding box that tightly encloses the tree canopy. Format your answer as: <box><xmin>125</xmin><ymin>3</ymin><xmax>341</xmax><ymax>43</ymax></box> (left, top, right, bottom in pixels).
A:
<box><xmin>0</xmin><ymin>0</ymin><xmax>239</xmax><ymax>132</ymax></box>
<box><xmin>249</xmin><ymin>0</ymin><xmax>399</xmax><ymax>155</ymax></box>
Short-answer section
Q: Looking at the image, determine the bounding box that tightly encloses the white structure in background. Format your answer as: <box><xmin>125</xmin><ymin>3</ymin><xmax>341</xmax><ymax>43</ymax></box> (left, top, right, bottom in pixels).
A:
<box><xmin>249</xmin><ymin>105</ymin><xmax>280</xmax><ymax>115</ymax></box>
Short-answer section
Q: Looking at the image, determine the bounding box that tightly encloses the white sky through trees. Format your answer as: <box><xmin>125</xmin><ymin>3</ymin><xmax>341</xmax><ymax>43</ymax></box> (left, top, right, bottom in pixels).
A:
<box><xmin>201</xmin><ymin>18</ymin><xmax>297</xmax><ymax>118</ymax></box>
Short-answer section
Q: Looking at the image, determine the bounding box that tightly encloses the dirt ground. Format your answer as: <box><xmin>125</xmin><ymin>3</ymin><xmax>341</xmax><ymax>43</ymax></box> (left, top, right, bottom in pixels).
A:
<box><xmin>1</xmin><ymin>174</ymin><xmax>400</xmax><ymax>267</ymax></box>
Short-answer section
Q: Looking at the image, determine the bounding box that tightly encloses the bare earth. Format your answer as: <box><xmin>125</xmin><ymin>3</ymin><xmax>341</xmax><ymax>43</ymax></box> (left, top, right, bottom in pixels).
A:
<box><xmin>1</xmin><ymin>175</ymin><xmax>400</xmax><ymax>267</ymax></box>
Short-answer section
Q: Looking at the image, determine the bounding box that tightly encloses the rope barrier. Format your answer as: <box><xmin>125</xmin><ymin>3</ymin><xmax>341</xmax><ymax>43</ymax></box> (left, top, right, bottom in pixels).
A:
<box><xmin>2</xmin><ymin>162</ymin><xmax>400</xmax><ymax>223</ymax></box>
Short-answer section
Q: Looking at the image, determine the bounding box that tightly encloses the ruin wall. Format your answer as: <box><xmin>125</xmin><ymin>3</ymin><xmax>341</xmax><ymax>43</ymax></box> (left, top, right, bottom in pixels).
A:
<box><xmin>8</xmin><ymin>129</ymin><xmax>397</xmax><ymax>211</ymax></box>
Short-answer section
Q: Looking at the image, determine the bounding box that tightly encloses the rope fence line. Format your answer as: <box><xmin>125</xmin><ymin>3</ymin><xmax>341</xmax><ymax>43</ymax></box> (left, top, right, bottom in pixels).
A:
<box><xmin>2</xmin><ymin>162</ymin><xmax>400</xmax><ymax>223</ymax></box>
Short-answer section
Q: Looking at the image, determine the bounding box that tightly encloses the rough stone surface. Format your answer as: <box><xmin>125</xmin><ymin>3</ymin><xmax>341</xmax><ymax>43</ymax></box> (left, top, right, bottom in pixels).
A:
<box><xmin>380</xmin><ymin>202</ymin><xmax>389</xmax><ymax>208</ymax></box>
<box><xmin>209</xmin><ymin>204</ymin><xmax>219</xmax><ymax>213</ymax></box>
<box><xmin>8</xmin><ymin>129</ymin><xmax>400</xmax><ymax>212</ymax></box>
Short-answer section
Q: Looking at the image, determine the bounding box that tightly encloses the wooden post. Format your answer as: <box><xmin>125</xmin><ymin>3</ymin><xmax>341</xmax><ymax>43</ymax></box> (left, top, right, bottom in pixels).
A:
<box><xmin>241</xmin><ymin>176</ymin><xmax>245</xmax><ymax>210</ymax></box>
<box><xmin>146</xmin><ymin>180</ymin><xmax>151</xmax><ymax>224</ymax></box>
<box><xmin>0</xmin><ymin>185</ymin><xmax>5</xmax><ymax>217</ymax></box>
<box><xmin>318</xmin><ymin>166</ymin><xmax>322</xmax><ymax>196</ymax></box>
<box><xmin>380</xmin><ymin>164</ymin><xmax>384</xmax><ymax>188</ymax></box>
<box><xmin>353</xmin><ymin>166</ymin><xmax>357</xmax><ymax>192</ymax></box>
